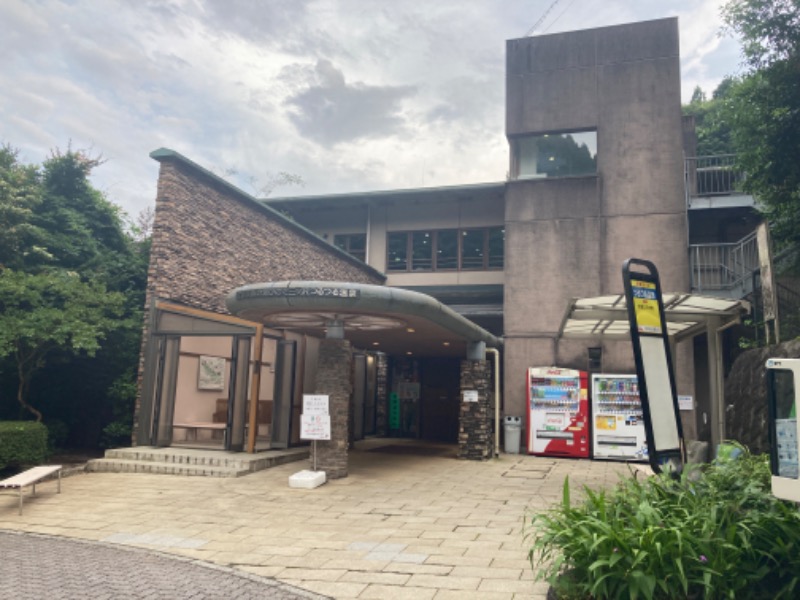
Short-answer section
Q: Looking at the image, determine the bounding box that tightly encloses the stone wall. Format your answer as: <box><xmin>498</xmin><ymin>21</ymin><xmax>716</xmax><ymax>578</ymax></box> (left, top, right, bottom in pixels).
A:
<box><xmin>458</xmin><ymin>359</ymin><xmax>493</xmax><ymax>460</ymax></box>
<box><xmin>725</xmin><ymin>339</ymin><xmax>800</xmax><ymax>454</ymax></box>
<box><xmin>147</xmin><ymin>151</ymin><xmax>384</xmax><ymax>314</ymax></box>
<box><xmin>313</xmin><ymin>339</ymin><xmax>353</xmax><ymax>478</ymax></box>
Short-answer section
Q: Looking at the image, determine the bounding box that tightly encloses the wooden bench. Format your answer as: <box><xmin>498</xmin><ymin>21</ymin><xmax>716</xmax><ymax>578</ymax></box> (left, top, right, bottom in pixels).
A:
<box><xmin>0</xmin><ymin>465</ymin><xmax>62</xmax><ymax>515</ymax></box>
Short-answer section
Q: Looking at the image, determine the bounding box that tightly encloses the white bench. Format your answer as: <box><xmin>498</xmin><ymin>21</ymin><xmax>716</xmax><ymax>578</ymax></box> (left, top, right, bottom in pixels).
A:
<box><xmin>0</xmin><ymin>465</ymin><xmax>62</xmax><ymax>515</ymax></box>
<box><xmin>173</xmin><ymin>422</ymin><xmax>226</xmax><ymax>442</ymax></box>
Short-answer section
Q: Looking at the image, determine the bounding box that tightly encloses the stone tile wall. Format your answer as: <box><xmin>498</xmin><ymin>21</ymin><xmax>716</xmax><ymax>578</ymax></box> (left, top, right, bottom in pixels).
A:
<box><xmin>313</xmin><ymin>339</ymin><xmax>353</xmax><ymax>478</ymax></box>
<box><xmin>458</xmin><ymin>359</ymin><xmax>494</xmax><ymax>460</ymax></box>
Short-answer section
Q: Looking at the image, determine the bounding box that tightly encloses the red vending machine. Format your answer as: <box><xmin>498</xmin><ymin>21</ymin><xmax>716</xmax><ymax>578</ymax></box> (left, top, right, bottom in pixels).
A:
<box><xmin>526</xmin><ymin>367</ymin><xmax>590</xmax><ymax>458</ymax></box>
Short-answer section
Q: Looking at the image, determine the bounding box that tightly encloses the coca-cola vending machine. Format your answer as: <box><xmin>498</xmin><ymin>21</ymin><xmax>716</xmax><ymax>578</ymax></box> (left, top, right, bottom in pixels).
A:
<box><xmin>526</xmin><ymin>367</ymin><xmax>590</xmax><ymax>458</ymax></box>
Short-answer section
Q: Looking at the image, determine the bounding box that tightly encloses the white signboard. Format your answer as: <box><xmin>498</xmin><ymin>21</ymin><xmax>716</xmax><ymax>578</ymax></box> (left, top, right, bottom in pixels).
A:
<box><xmin>303</xmin><ymin>394</ymin><xmax>329</xmax><ymax>415</ymax></box>
<box><xmin>301</xmin><ymin>414</ymin><xmax>331</xmax><ymax>440</ymax></box>
<box><xmin>462</xmin><ymin>390</ymin><xmax>479</xmax><ymax>403</ymax></box>
<box><xmin>678</xmin><ymin>395</ymin><xmax>694</xmax><ymax>411</ymax></box>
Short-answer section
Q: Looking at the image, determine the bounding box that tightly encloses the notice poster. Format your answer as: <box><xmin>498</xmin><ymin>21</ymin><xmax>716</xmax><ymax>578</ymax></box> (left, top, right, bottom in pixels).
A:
<box><xmin>631</xmin><ymin>279</ymin><xmax>662</xmax><ymax>334</ymax></box>
<box><xmin>301</xmin><ymin>414</ymin><xmax>331</xmax><ymax>440</ymax></box>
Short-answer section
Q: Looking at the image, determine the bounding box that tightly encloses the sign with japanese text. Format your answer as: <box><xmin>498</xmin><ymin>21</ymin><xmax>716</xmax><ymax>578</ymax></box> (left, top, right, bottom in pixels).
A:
<box><xmin>300</xmin><ymin>414</ymin><xmax>331</xmax><ymax>440</ymax></box>
<box><xmin>631</xmin><ymin>279</ymin><xmax>662</xmax><ymax>334</ymax></box>
<box><xmin>303</xmin><ymin>394</ymin><xmax>329</xmax><ymax>416</ymax></box>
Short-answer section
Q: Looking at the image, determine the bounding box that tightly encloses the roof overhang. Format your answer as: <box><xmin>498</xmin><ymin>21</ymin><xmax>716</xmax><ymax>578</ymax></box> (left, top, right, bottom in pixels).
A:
<box><xmin>226</xmin><ymin>281</ymin><xmax>502</xmax><ymax>358</ymax></box>
<box><xmin>558</xmin><ymin>293</ymin><xmax>750</xmax><ymax>343</ymax></box>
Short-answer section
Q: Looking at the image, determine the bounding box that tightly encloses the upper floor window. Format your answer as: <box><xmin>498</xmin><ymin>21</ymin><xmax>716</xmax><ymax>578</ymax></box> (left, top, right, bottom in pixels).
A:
<box><xmin>333</xmin><ymin>233</ymin><xmax>366</xmax><ymax>262</ymax></box>
<box><xmin>387</xmin><ymin>228</ymin><xmax>504</xmax><ymax>272</ymax></box>
<box><xmin>512</xmin><ymin>130</ymin><xmax>597</xmax><ymax>179</ymax></box>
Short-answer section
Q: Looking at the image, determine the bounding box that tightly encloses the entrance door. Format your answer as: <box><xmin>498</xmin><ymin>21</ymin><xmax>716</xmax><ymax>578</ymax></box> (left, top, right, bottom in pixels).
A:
<box><xmin>271</xmin><ymin>340</ymin><xmax>296</xmax><ymax>449</ymax></box>
<box><xmin>151</xmin><ymin>336</ymin><xmax>181</xmax><ymax>447</ymax></box>
<box><xmin>420</xmin><ymin>358</ymin><xmax>460</xmax><ymax>443</ymax></box>
<box><xmin>225</xmin><ymin>335</ymin><xmax>251</xmax><ymax>451</ymax></box>
<box><xmin>353</xmin><ymin>353</ymin><xmax>366</xmax><ymax>441</ymax></box>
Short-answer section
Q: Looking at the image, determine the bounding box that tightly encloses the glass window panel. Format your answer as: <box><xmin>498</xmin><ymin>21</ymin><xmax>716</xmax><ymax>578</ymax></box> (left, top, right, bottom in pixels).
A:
<box><xmin>436</xmin><ymin>230</ymin><xmax>458</xmax><ymax>270</ymax></box>
<box><xmin>333</xmin><ymin>234</ymin><xmax>348</xmax><ymax>250</ymax></box>
<box><xmin>461</xmin><ymin>230</ymin><xmax>485</xmax><ymax>269</ymax></box>
<box><xmin>387</xmin><ymin>232</ymin><xmax>408</xmax><ymax>271</ymax></box>
<box><xmin>514</xmin><ymin>130</ymin><xmax>597</xmax><ymax>179</ymax></box>
<box><xmin>488</xmin><ymin>228</ymin><xmax>504</xmax><ymax>268</ymax></box>
<box><xmin>412</xmin><ymin>231</ymin><xmax>433</xmax><ymax>271</ymax></box>
<box><xmin>348</xmin><ymin>234</ymin><xmax>366</xmax><ymax>251</ymax></box>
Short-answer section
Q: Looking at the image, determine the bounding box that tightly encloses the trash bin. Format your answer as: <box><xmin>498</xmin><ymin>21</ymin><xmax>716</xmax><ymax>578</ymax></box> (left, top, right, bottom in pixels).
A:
<box><xmin>503</xmin><ymin>416</ymin><xmax>523</xmax><ymax>454</ymax></box>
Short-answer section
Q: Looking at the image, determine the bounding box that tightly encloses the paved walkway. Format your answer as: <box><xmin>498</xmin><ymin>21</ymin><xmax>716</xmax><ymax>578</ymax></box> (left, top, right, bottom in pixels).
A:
<box><xmin>0</xmin><ymin>440</ymin><xmax>637</xmax><ymax>599</ymax></box>
<box><xmin>0</xmin><ymin>529</ymin><xmax>328</xmax><ymax>599</ymax></box>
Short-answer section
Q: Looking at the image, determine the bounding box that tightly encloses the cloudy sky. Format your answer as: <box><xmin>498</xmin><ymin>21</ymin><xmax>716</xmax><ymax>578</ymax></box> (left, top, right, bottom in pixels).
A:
<box><xmin>1</xmin><ymin>0</ymin><xmax>744</xmax><ymax>218</ymax></box>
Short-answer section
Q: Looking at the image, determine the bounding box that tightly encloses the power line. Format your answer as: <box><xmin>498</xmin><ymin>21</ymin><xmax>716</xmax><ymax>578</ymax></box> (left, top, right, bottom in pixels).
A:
<box><xmin>525</xmin><ymin>0</ymin><xmax>562</xmax><ymax>37</ymax></box>
<box><xmin>542</xmin><ymin>0</ymin><xmax>577</xmax><ymax>33</ymax></box>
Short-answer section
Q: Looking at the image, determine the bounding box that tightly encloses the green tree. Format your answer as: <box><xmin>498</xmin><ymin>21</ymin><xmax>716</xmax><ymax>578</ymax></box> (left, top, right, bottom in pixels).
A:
<box><xmin>682</xmin><ymin>79</ymin><xmax>737</xmax><ymax>156</ymax></box>
<box><xmin>721</xmin><ymin>0</ymin><xmax>800</xmax><ymax>247</ymax></box>
<box><xmin>0</xmin><ymin>269</ymin><xmax>124</xmax><ymax>422</ymax></box>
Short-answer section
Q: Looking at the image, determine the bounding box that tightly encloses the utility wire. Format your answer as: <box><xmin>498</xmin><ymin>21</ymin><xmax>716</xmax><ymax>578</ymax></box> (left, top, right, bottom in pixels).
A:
<box><xmin>525</xmin><ymin>0</ymin><xmax>562</xmax><ymax>36</ymax></box>
<box><xmin>542</xmin><ymin>0</ymin><xmax>577</xmax><ymax>33</ymax></box>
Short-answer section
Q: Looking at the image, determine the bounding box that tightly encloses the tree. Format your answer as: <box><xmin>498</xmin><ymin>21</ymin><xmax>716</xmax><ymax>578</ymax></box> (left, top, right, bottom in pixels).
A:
<box><xmin>0</xmin><ymin>269</ymin><xmax>124</xmax><ymax>422</ymax></box>
<box><xmin>0</xmin><ymin>145</ymin><xmax>49</xmax><ymax>269</ymax></box>
<box><xmin>720</xmin><ymin>0</ymin><xmax>800</xmax><ymax>248</ymax></box>
<box><xmin>683</xmin><ymin>78</ymin><xmax>737</xmax><ymax>156</ymax></box>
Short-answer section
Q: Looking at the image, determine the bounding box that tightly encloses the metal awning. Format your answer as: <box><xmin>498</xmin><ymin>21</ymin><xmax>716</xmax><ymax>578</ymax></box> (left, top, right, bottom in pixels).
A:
<box><xmin>558</xmin><ymin>293</ymin><xmax>750</xmax><ymax>342</ymax></box>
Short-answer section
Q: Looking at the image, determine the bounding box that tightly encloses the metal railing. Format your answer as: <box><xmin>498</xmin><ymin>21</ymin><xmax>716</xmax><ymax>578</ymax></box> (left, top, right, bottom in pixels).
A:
<box><xmin>689</xmin><ymin>231</ymin><xmax>759</xmax><ymax>296</ymax></box>
<box><xmin>685</xmin><ymin>154</ymin><xmax>747</xmax><ymax>199</ymax></box>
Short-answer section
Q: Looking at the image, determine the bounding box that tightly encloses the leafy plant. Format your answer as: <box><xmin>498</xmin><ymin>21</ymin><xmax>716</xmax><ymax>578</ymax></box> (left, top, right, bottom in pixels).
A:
<box><xmin>0</xmin><ymin>421</ymin><xmax>48</xmax><ymax>471</ymax></box>
<box><xmin>527</xmin><ymin>446</ymin><xmax>800</xmax><ymax>599</ymax></box>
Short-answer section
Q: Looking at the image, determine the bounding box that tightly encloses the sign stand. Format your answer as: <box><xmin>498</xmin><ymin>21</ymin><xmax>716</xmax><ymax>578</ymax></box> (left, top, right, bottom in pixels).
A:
<box><xmin>622</xmin><ymin>258</ymin><xmax>685</xmax><ymax>476</ymax></box>
<box><xmin>289</xmin><ymin>394</ymin><xmax>331</xmax><ymax>489</ymax></box>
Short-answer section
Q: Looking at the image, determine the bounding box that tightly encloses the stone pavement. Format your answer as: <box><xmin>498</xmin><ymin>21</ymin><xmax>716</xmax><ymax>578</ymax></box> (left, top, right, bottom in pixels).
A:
<box><xmin>0</xmin><ymin>529</ymin><xmax>328</xmax><ymax>599</ymax></box>
<box><xmin>0</xmin><ymin>440</ymin><xmax>636</xmax><ymax>599</ymax></box>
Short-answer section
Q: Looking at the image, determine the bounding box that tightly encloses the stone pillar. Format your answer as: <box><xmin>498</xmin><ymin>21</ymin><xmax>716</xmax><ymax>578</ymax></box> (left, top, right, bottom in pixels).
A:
<box><xmin>458</xmin><ymin>359</ymin><xmax>493</xmax><ymax>460</ymax></box>
<box><xmin>313</xmin><ymin>339</ymin><xmax>353</xmax><ymax>478</ymax></box>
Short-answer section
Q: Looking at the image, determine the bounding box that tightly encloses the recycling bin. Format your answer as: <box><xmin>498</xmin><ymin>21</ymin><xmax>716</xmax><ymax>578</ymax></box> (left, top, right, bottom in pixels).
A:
<box><xmin>504</xmin><ymin>416</ymin><xmax>522</xmax><ymax>454</ymax></box>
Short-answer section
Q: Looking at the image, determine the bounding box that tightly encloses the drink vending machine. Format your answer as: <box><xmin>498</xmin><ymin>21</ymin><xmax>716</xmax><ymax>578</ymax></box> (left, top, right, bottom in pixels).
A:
<box><xmin>526</xmin><ymin>367</ymin><xmax>590</xmax><ymax>458</ymax></box>
<box><xmin>591</xmin><ymin>374</ymin><xmax>648</xmax><ymax>461</ymax></box>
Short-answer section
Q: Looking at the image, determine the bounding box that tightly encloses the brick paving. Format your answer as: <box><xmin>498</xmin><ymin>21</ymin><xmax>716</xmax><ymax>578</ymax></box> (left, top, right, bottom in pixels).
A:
<box><xmin>0</xmin><ymin>530</ymin><xmax>329</xmax><ymax>600</ymax></box>
<box><xmin>0</xmin><ymin>440</ymin><xmax>638</xmax><ymax>599</ymax></box>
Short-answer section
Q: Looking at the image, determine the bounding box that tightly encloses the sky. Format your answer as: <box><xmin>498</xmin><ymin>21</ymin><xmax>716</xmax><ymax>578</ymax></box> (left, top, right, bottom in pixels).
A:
<box><xmin>1</xmin><ymin>0</ymin><xmax>744</xmax><ymax>219</ymax></box>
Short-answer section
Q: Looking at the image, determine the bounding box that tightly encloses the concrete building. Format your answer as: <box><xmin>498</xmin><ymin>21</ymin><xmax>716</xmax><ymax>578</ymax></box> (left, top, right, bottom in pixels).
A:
<box><xmin>132</xmin><ymin>18</ymin><xmax>755</xmax><ymax>472</ymax></box>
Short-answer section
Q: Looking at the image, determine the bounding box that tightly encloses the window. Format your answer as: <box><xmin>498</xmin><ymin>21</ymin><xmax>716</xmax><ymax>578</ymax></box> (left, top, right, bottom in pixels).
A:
<box><xmin>512</xmin><ymin>130</ymin><xmax>597</xmax><ymax>179</ymax></box>
<box><xmin>333</xmin><ymin>233</ymin><xmax>366</xmax><ymax>262</ymax></box>
<box><xmin>386</xmin><ymin>228</ymin><xmax>504</xmax><ymax>272</ymax></box>
<box><xmin>387</xmin><ymin>232</ymin><xmax>408</xmax><ymax>271</ymax></box>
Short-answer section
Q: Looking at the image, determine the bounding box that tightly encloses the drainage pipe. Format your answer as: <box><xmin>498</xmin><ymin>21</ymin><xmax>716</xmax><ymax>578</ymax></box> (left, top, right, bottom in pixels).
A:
<box><xmin>486</xmin><ymin>348</ymin><xmax>501</xmax><ymax>458</ymax></box>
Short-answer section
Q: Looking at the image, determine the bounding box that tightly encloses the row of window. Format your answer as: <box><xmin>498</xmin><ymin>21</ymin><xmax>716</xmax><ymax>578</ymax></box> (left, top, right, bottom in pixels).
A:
<box><xmin>334</xmin><ymin>228</ymin><xmax>505</xmax><ymax>272</ymax></box>
<box><xmin>388</xmin><ymin>228</ymin><xmax>504</xmax><ymax>272</ymax></box>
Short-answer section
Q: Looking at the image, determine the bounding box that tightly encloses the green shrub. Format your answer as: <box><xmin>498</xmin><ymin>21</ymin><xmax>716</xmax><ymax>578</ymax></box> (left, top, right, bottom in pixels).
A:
<box><xmin>0</xmin><ymin>421</ymin><xmax>48</xmax><ymax>471</ymax></box>
<box><xmin>99</xmin><ymin>420</ymin><xmax>131</xmax><ymax>449</ymax></box>
<box><xmin>527</xmin><ymin>447</ymin><xmax>800</xmax><ymax>599</ymax></box>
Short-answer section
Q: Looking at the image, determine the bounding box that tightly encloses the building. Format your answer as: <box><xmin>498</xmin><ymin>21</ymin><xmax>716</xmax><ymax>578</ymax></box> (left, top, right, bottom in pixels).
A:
<box><xmin>133</xmin><ymin>18</ymin><xmax>756</xmax><ymax>472</ymax></box>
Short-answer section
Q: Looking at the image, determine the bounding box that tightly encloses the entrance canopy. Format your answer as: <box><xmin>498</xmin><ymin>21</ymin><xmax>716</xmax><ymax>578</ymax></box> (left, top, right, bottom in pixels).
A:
<box><xmin>558</xmin><ymin>293</ymin><xmax>749</xmax><ymax>343</ymax></box>
<box><xmin>226</xmin><ymin>281</ymin><xmax>502</xmax><ymax>358</ymax></box>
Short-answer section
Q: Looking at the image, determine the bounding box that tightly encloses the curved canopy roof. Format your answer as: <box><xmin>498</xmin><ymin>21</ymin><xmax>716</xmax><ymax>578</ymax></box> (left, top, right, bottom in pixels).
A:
<box><xmin>226</xmin><ymin>281</ymin><xmax>502</xmax><ymax>358</ymax></box>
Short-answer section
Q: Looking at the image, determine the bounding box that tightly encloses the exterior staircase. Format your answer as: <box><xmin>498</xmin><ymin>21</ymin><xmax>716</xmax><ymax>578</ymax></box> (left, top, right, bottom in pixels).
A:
<box><xmin>87</xmin><ymin>446</ymin><xmax>309</xmax><ymax>477</ymax></box>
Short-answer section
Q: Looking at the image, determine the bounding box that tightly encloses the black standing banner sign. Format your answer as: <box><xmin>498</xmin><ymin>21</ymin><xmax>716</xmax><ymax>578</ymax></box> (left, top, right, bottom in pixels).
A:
<box><xmin>622</xmin><ymin>258</ymin><xmax>685</xmax><ymax>475</ymax></box>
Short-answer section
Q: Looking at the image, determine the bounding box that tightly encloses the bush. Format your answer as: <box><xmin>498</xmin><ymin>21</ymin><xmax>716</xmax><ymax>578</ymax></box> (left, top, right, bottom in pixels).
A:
<box><xmin>527</xmin><ymin>447</ymin><xmax>800</xmax><ymax>599</ymax></box>
<box><xmin>99</xmin><ymin>420</ymin><xmax>131</xmax><ymax>449</ymax></box>
<box><xmin>0</xmin><ymin>421</ymin><xmax>48</xmax><ymax>471</ymax></box>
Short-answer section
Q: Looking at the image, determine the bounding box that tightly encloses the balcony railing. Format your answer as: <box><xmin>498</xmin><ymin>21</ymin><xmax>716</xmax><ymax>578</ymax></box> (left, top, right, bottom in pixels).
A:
<box><xmin>689</xmin><ymin>231</ymin><xmax>760</xmax><ymax>297</ymax></box>
<box><xmin>685</xmin><ymin>154</ymin><xmax>747</xmax><ymax>200</ymax></box>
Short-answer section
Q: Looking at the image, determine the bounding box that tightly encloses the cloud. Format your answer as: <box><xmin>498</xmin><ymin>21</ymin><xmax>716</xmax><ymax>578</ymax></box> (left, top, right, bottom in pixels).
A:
<box><xmin>284</xmin><ymin>59</ymin><xmax>417</xmax><ymax>145</ymax></box>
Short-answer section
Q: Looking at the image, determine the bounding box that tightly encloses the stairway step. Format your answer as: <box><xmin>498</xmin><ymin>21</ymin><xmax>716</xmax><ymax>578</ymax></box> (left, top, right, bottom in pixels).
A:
<box><xmin>87</xmin><ymin>458</ymin><xmax>248</xmax><ymax>477</ymax></box>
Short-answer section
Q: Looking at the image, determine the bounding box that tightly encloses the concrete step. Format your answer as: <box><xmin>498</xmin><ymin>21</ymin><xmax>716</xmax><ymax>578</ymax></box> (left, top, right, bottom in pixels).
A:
<box><xmin>88</xmin><ymin>447</ymin><xmax>310</xmax><ymax>477</ymax></box>
<box><xmin>87</xmin><ymin>458</ymin><xmax>248</xmax><ymax>477</ymax></box>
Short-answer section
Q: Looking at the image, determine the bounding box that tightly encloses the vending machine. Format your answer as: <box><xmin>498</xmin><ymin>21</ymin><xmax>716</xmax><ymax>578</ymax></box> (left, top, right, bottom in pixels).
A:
<box><xmin>526</xmin><ymin>367</ymin><xmax>590</xmax><ymax>458</ymax></box>
<box><xmin>591</xmin><ymin>374</ymin><xmax>648</xmax><ymax>461</ymax></box>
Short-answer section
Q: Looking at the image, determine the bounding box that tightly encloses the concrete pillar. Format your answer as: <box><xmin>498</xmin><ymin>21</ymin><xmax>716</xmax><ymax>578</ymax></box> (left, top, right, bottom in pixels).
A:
<box><xmin>458</xmin><ymin>359</ymin><xmax>493</xmax><ymax>460</ymax></box>
<box><xmin>313</xmin><ymin>338</ymin><xmax>353</xmax><ymax>479</ymax></box>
